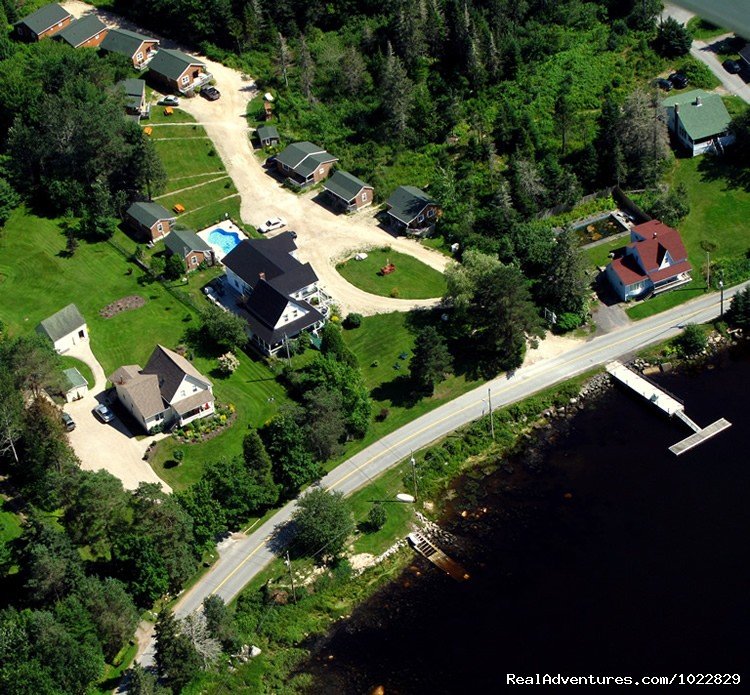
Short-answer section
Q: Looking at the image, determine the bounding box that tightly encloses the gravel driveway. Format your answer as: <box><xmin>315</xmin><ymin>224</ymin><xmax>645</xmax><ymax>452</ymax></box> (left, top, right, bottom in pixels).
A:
<box><xmin>63</xmin><ymin>1</ymin><xmax>451</xmax><ymax>316</ymax></box>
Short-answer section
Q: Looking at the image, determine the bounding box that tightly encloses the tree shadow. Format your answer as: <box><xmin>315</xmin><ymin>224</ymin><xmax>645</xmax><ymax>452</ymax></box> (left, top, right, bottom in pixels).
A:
<box><xmin>370</xmin><ymin>375</ymin><xmax>421</xmax><ymax>408</ymax></box>
<box><xmin>696</xmin><ymin>155</ymin><xmax>750</xmax><ymax>192</ymax></box>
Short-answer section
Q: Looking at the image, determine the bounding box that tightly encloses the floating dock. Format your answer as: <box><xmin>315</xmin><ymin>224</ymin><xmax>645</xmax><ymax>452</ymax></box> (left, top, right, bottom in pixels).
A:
<box><xmin>407</xmin><ymin>532</ymin><xmax>470</xmax><ymax>581</ymax></box>
<box><xmin>606</xmin><ymin>361</ymin><xmax>731</xmax><ymax>456</ymax></box>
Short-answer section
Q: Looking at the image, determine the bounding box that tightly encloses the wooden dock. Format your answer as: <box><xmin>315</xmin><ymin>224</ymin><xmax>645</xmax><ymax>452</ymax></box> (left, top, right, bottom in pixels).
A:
<box><xmin>606</xmin><ymin>361</ymin><xmax>731</xmax><ymax>456</ymax></box>
<box><xmin>407</xmin><ymin>532</ymin><xmax>470</xmax><ymax>581</ymax></box>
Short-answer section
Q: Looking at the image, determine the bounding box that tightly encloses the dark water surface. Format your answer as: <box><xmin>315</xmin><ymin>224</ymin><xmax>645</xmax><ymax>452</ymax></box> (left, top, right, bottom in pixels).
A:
<box><xmin>304</xmin><ymin>351</ymin><xmax>750</xmax><ymax>694</ymax></box>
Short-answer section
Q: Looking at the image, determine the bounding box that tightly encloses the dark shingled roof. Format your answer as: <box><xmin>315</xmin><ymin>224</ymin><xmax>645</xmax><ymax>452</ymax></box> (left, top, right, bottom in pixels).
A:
<box><xmin>242</xmin><ymin>280</ymin><xmax>324</xmax><ymax>347</ymax></box>
<box><xmin>149</xmin><ymin>48</ymin><xmax>204</xmax><ymax>81</ymax></box>
<box><xmin>323</xmin><ymin>170</ymin><xmax>371</xmax><ymax>203</ymax></box>
<box><xmin>101</xmin><ymin>27</ymin><xmax>156</xmax><ymax>58</ymax></box>
<box><xmin>165</xmin><ymin>229</ymin><xmax>211</xmax><ymax>258</ymax></box>
<box><xmin>386</xmin><ymin>186</ymin><xmax>436</xmax><ymax>225</ymax></box>
<box><xmin>56</xmin><ymin>15</ymin><xmax>107</xmax><ymax>47</ymax></box>
<box><xmin>143</xmin><ymin>345</ymin><xmax>211</xmax><ymax>402</ymax></box>
<box><xmin>276</xmin><ymin>141</ymin><xmax>337</xmax><ymax>177</ymax></box>
<box><xmin>119</xmin><ymin>78</ymin><xmax>145</xmax><ymax>110</ymax></box>
<box><xmin>37</xmin><ymin>304</ymin><xmax>85</xmax><ymax>342</ymax></box>
<box><xmin>256</xmin><ymin>125</ymin><xmax>280</xmax><ymax>141</ymax></box>
<box><xmin>126</xmin><ymin>201</ymin><xmax>173</xmax><ymax>228</ymax></box>
<box><xmin>741</xmin><ymin>44</ymin><xmax>750</xmax><ymax>65</ymax></box>
<box><xmin>222</xmin><ymin>232</ymin><xmax>318</xmax><ymax>296</ymax></box>
<box><xmin>15</xmin><ymin>3</ymin><xmax>71</xmax><ymax>36</ymax></box>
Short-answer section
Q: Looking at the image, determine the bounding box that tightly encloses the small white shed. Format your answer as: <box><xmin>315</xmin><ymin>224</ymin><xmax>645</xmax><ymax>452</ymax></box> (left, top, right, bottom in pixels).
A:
<box><xmin>63</xmin><ymin>367</ymin><xmax>89</xmax><ymax>403</ymax></box>
<box><xmin>37</xmin><ymin>304</ymin><xmax>88</xmax><ymax>354</ymax></box>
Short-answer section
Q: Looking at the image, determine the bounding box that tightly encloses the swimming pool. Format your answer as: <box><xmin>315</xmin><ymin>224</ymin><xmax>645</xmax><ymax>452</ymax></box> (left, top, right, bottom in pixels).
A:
<box><xmin>207</xmin><ymin>228</ymin><xmax>242</xmax><ymax>255</ymax></box>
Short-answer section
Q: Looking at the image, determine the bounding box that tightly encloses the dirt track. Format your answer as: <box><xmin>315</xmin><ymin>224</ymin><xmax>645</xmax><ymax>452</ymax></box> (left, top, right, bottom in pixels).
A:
<box><xmin>64</xmin><ymin>1</ymin><xmax>451</xmax><ymax>316</ymax></box>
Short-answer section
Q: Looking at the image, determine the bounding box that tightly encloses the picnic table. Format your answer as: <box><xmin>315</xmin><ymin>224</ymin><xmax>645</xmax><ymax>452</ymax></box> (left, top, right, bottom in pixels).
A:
<box><xmin>173</xmin><ymin>203</ymin><xmax>185</xmax><ymax>214</ymax></box>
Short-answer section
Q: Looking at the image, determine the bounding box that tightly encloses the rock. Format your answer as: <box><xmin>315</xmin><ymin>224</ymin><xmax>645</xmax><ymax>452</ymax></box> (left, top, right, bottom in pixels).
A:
<box><xmin>250</xmin><ymin>645</ymin><xmax>262</xmax><ymax>658</ymax></box>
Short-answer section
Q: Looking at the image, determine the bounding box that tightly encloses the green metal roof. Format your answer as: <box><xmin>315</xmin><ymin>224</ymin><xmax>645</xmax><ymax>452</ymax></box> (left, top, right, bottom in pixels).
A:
<box><xmin>149</xmin><ymin>48</ymin><xmax>204</xmax><ymax>81</ymax></box>
<box><xmin>165</xmin><ymin>229</ymin><xmax>211</xmax><ymax>257</ymax></box>
<box><xmin>256</xmin><ymin>125</ymin><xmax>280</xmax><ymax>141</ymax></box>
<box><xmin>662</xmin><ymin>89</ymin><xmax>731</xmax><ymax>141</ymax></box>
<box><xmin>56</xmin><ymin>15</ymin><xmax>107</xmax><ymax>48</ymax></box>
<box><xmin>101</xmin><ymin>27</ymin><xmax>156</xmax><ymax>58</ymax></box>
<box><xmin>386</xmin><ymin>186</ymin><xmax>435</xmax><ymax>224</ymax></box>
<box><xmin>276</xmin><ymin>142</ymin><xmax>324</xmax><ymax>170</ymax></box>
<box><xmin>37</xmin><ymin>304</ymin><xmax>85</xmax><ymax>342</ymax></box>
<box><xmin>323</xmin><ymin>170</ymin><xmax>371</xmax><ymax>202</ymax></box>
<box><xmin>15</xmin><ymin>3</ymin><xmax>70</xmax><ymax>36</ymax></box>
<box><xmin>64</xmin><ymin>367</ymin><xmax>88</xmax><ymax>390</ymax></box>
<box><xmin>126</xmin><ymin>201</ymin><xmax>173</xmax><ymax>228</ymax></box>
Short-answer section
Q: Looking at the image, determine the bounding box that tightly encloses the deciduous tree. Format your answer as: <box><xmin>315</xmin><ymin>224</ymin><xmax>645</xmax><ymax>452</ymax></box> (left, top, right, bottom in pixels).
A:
<box><xmin>292</xmin><ymin>487</ymin><xmax>354</xmax><ymax>561</ymax></box>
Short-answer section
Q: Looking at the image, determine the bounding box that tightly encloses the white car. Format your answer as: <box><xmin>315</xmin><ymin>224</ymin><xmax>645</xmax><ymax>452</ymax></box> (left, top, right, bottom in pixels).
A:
<box><xmin>158</xmin><ymin>95</ymin><xmax>180</xmax><ymax>106</ymax></box>
<box><xmin>258</xmin><ymin>217</ymin><xmax>287</xmax><ymax>234</ymax></box>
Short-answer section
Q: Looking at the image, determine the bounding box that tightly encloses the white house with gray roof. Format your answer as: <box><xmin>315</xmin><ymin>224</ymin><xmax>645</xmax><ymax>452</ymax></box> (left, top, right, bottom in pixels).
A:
<box><xmin>323</xmin><ymin>170</ymin><xmax>374</xmax><ymax>212</ymax></box>
<box><xmin>109</xmin><ymin>345</ymin><xmax>214</xmax><ymax>432</ymax></box>
<box><xmin>36</xmin><ymin>304</ymin><xmax>88</xmax><ymax>354</ymax></box>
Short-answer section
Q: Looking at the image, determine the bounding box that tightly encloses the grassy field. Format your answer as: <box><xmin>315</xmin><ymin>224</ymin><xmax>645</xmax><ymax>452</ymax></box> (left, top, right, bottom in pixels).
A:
<box><xmin>162</xmin><ymin>172</ymin><xmax>228</xmax><ymax>195</ymax></box>
<box><xmin>585</xmin><ymin>234</ymin><xmax>631</xmax><ymax>269</ymax></box>
<box><xmin>687</xmin><ymin>17</ymin><xmax>729</xmax><ymax>40</ymax></box>
<box><xmin>156</xmin><ymin>178</ymin><xmax>237</xmax><ymax>218</ymax></box>
<box><xmin>153</xmin><ymin>137</ymin><xmax>224</xmax><ymax>179</ymax></box>
<box><xmin>0</xmin><ymin>502</ymin><xmax>22</xmax><ymax>547</ymax></box>
<box><xmin>626</xmin><ymin>154</ymin><xmax>750</xmax><ymax>320</ymax></box>
<box><xmin>336</xmin><ymin>248</ymin><xmax>447</xmax><ymax>299</ymax></box>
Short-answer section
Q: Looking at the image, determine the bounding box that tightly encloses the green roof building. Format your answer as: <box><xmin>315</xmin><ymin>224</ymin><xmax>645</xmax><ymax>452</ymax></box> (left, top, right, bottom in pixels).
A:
<box><xmin>323</xmin><ymin>170</ymin><xmax>374</xmax><ymax>211</ymax></box>
<box><xmin>662</xmin><ymin>89</ymin><xmax>733</xmax><ymax>156</ymax></box>
<box><xmin>256</xmin><ymin>125</ymin><xmax>280</xmax><ymax>147</ymax></box>
<box><xmin>14</xmin><ymin>3</ymin><xmax>72</xmax><ymax>41</ymax></box>
<box><xmin>125</xmin><ymin>201</ymin><xmax>175</xmax><ymax>241</ymax></box>
<box><xmin>101</xmin><ymin>28</ymin><xmax>159</xmax><ymax>68</ymax></box>
<box><xmin>385</xmin><ymin>186</ymin><xmax>440</xmax><ymax>234</ymax></box>
<box><xmin>55</xmin><ymin>14</ymin><xmax>108</xmax><ymax>48</ymax></box>
<box><xmin>274</xmin><ymin>142</ymin><xmax>338</xmax><ymax>187</ymax></box>
<box><xmin>148</xmin><ymin>49</ymin><xmax>207</xmax><ymax>93</ymax></box>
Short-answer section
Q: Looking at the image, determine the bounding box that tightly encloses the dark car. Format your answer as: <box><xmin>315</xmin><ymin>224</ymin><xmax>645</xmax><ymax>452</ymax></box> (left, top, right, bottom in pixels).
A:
<box><xmin>654</xmin><ymin>78</ymin><xmax>672</xmax><ymax>92</ymax></box>
<box><xmin>723</xmin><ymin>59</ymin><xmax>742</xmax><ymax>74</ymax></box>
<box><xmin>669</xmin><ymin>72</ymin><xmax>688</xmax><ymax>89</ymax></box>
<box><xmin>61</xmin><ymin>412</ymin><xmax>76</xmax><ymax>432</ymax></box>
<box><xmin>201</xmin><ymin>86</ymin><xmax>221</xmax><ymax>101</ymax></box>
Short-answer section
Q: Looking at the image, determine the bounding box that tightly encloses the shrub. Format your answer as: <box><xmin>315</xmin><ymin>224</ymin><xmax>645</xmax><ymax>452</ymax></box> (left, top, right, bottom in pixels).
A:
<box><xmin>217</xmin><ymin>351</ymin><xmax>240</xmax><ymax>375</ymax></box>
<box><xmin>674</xmin><ymin>323</ymin><xmax>707</xmax><ymax>357</ymax></box>
<box><xmin>366</xmin><ymin>503</ymin><xmax>387</xmax><ymax>533</ymax></box>
<box><xmin>343</xmin><ymin>313</ymin><xmax>363</xmax><ymax>329</ymax></box>
<box><xmin>173</xmin><ymin>449</ymin><xmax>184</xmax><ymax>462</ymax></box>
<box><xmin>375</xmin><ymin>407</ymin><xmax>389</xmax><ymax>422</ymax></box>
<box><xmin>390</xmin><ymin>287</ymin><xmax>400</xmax><ymax>298</ymax></box>
<box><xmin>555</xmin><ymin>312</ymin><xmax>583</xmax><ymax>333</ymax></box>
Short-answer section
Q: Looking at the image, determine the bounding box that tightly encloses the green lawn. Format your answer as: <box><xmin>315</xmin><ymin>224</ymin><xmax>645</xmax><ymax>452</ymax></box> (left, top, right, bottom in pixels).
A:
<box><xmin>150</xmin><ymin>126</ymin><xmax>211</xmax><ymax>140</ymax></box>
<box><xmin>157</xmin><ymin>178</ymin><xmax>237</xmax><ymax>217</ymax></box>
<box><xmin>176</xmin><ymin>195</ymin><xmax>243</xmax><ymax>232</ymax></box>
<box><xmin>585</xmin><ymin>235</ymin><xmax>630</xmax><ymax>269</ymax></box>
<box><xmin>687</xmin><ymin>17</ymin><xmax>729</xmax><ymax>40</ymax></box>
<box><xmin>626</xmin><ymin>155</ymin><xmax>750</xmax><ymax>320</ymax></box>
<box><xmin>336</xmin><ymin>248</ymin><xmax>447</xmax><ymax>299</ymax></box>
<box><xmin>162</xmin><ymin>172</ymin><xmax>228</xmax><ymax>195</ymax></box>
<box><xmin>60</xmin><ymin>356</ymin><xmax>95</xmax><ymax>388</ymax></box>
<box><xmin>146</xmin><ymin>106</ymin><xmax>197</xmax><ymax>125</ymax></box>
<box><xmin>0</xmin><ymin>503</ymin><xmax>22</xmax><ymax>546</ymax></box>
<box><xmin>153</xmin><ymin>137</ymin><xmax>224</xmax><ymax>179</ymax></box>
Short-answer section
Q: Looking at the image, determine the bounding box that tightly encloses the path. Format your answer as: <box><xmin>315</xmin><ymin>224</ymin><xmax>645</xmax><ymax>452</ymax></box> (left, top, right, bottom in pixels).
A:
<box><xmin>63</xmin><ymin>342</ymin><xmax>171</xmax><ymax>492</ymax></box>
<box><xmin>62</xmin><ymin>0</ymin><xmax>451</xmax><ymax>317</ymax></box>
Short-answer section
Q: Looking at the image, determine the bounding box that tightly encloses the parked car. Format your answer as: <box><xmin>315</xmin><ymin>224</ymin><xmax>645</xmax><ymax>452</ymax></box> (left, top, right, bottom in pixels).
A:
<box><xmin>158</xmin><ymin>95</ymin><xmax>180</xmax><ymax>106</ymax></box>
<box><xmin>723</xmin><ymin>59</ymin><xmax>742</xmax><ymax>74</ymax></box>
<box><xmin>668</xmin><ymin>72</ymin><xmax>688</xmax><ymax>89</ymax></box>
<box><xmin>93</xmin><ymin>403</ymin><xmax>115</xmax><ymax>423</ymax></box>
<box><xmin>258</xmin><ymin>217</ymin><xmax>287</xmax><ymax>234</ymax></box>
<box><xmin>201</xmin><ymin>86</ymin><xmax>221</xmax><ymax>101</ymax></box>
<box><xmin>61</xmin><ymin>412</ymin><xmax>76</xmax><ymax>432</ymax></box>
<box><xmin>654</xmin><ymin>77</ymin><xmax>672</xmax><ymax>92</ymax></box>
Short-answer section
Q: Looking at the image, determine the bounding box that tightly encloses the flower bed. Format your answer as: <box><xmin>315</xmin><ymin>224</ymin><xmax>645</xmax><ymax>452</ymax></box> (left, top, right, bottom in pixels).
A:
<box><xmin>172</xmin><ymin>402</ymin><xmax>236</xmax><ymax>444</ymax></box>
<box><xmin>99</xmin><ymin>295</ymin><xmax>146</xmax><ymax>318</ymax></box>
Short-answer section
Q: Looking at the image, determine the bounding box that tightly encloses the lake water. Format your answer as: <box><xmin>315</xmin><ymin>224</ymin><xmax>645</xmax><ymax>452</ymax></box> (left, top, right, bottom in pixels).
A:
<box><xmin>302</xmin><ymin>348</ymin><xmax>750</xmax><ymax>694</ymax></box>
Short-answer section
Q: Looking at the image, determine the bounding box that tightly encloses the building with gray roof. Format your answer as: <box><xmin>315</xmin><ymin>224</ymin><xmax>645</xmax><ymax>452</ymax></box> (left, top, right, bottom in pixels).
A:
<box><xmin>36</xmin><ymin>304</ymin><xmax>88</xmax><ymax>354</ymax></box>
<box><xmin>274</xmin><ymin>141</ymin><xmax>338</xmax><ymax>187</ymax></box>
<box><xmin>14</xmin><ymin>3</ymin><xmax>72</xmax><ymax>41</ymax></box>
<box><xmin>323</xmin><ymin>170</ymin><xmax>374</xmax><ymax>212</ymax></box>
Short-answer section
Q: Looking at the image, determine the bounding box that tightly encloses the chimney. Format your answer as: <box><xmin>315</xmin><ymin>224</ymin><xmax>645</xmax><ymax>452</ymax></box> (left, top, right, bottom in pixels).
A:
<box><xmin>259</xmin><ymin>272</ymin><xmax>266</xmax><ymax>281</ymax></box>
<box><xmin>674</xmin><ymin>103</ymin><xmax>679</xmax><ymax>114</ymax></box>
<box><xmin>695</xmin><ymin>96</ymin><xmax>702</xmax><ymax>107</ymax></box>
<box><xmin>653</xmin><ymin>232</ymin><xmax>658</xmax><ymax>239</ymax></box>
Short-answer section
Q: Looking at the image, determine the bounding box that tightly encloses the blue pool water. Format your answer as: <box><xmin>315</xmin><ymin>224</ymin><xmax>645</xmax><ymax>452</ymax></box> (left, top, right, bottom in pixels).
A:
<box><xmin>207</xmin><ymin>228</ymin><xmax>242</xmax><ymax>255</ymax></box>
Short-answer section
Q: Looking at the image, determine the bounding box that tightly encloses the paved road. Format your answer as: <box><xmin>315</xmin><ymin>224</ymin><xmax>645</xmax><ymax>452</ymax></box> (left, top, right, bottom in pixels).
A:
<box><xmin>125</xmin><ymin>280</ymin><xmax>750</xmax><ymax>667</ymax></box>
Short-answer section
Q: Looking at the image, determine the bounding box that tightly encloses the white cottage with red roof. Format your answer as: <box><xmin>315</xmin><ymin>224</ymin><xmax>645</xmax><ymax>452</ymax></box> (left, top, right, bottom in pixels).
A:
<box><xmin>605</xmin><ymin>220</ymin><xmax>692</xmax><ymax>301</ymax></box>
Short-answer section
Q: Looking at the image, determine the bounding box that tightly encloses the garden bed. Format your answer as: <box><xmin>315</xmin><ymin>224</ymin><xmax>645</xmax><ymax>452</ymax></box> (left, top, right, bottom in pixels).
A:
<box><xmin>172</xmin><ymin>402</ymin><xmax>237</xmax><ymax>444</ymax></box>
<box><xmin>99</xmin><ymin>295</ymin><xmax>145</xmax><ymax>318</ymax></box>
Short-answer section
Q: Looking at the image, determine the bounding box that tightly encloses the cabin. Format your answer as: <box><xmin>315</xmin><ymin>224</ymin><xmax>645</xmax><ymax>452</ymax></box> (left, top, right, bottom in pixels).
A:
<box><xmin>14</xmin><ymin>3</ymin><xmax>72</xmax><ymax>41</ymax></box>
<box><xmin>148</xmin><ymin>49</ymin><xmax>209</xmax><ymax>95</ymax></box>
<box><xmin>385</xmin><ymin>186</ymin><xmax>441</xmax><ymax>236</ymax></box>
<box><xmin>36</xmin><ymin>304</ymin><xmax>88</xmax><ymax>354</ymax></box>
<box><xmin>101</xmin><ymin>27</ymin><xmax>159</xmax><ymax>69</ymax></box>
<box><xmin>125</xmin><ymin>201</ymin><xmax>175</xmax><ymax>241</ymax></box>
<box><xmin>323</xmin><ymin>170</ymin><xmax>374</xmax><ymax>212</ymax></box>
<box><xmin>274</xmin><ymin>142</ymin><xmax>338</xmax><ymax>188</ymax></box>
<box><xmin>119</xmin><ymin>79</ymin><xmax>148</xmax><ymax>120</ymax></box>
<box><xmin>55</xmin><ymin>15</ymin><xmax>108</xmax><ymax>49</ymax></box>
<box><xmin>109</xmin><ymin>345</ymin><xmax>215</xmax><ymax>433</ymax></box>
<box><xmin>256</xmin><ymin>125</ymin><xmax>280</xmax><ymax>148</ymax></box>
<box><xmin>164</xmin><ymin>229</ymin><xmax>214</xmax><ymax>271</ymax></box>
<box><xmin>662</xmin><ymin>89</ymin><xmax>734</xmax><ymax>156</ymax></box>
<box><xmin>62</xmin><ymin>368</ymin><xmax>89</xmax><ymax>403</ymax></box>
<box><xmin>605</xmin><ymin>220</ymin><xmax>692</xmax><ymax>301</ymax></box>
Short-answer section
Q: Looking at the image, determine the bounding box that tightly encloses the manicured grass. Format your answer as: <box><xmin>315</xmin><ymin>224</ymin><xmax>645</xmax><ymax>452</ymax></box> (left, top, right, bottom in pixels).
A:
<box><xmin>0</xmin><ymin>503</ymin><xmax>23</xmax><ymax>547</ymax></box>
<box><xmin>687</xmin><ymin>17</ymin><xmax>729</xmax><ymax>40</ymax></box>
<box><xmin>153</xmin><ymin>137</ymin><xmax>223</xmax><ymax>179</ymax></box>
<box><xmin>60</xmin><ymin>356</ymin><xmax>96</xmax><ymax>389</ymax></box>
<box><xmin>146</xmin><ymin>107</ymin><xmax>197</xmax><ymax>125</ymax></box>
<box><xmin>336</xmin><ymin>248</ymin><xmax>447</xmax><ymax>299</ymax></box>
<box><xmin>162</xmin><ymin>172</ymin><xmax>228</xmax><ymax>195</ymax></box>
<box><xmin>420</xmin><ymin>234</ymin><xmax>453</xmax><ymax>257</ymax></box>
<box><xmin>176</xmin><ymin>195</ymin><xmax>243</xmax><ymax>232</ymax></box>
<box><xmin>626</xmin><ymin>155</ymin><xmax>750</xmax><ymax>320</ymax></box>
<box><xmin>723</xmin><ymin>95</ymin><xmax>749</xmax><ymax>120</ymax></box>
<box><xmin>157</xmin><ymin>177</ymin><xmax>237</xmax><ymax>216</ymax></box>
<box><xmin>585</xmin><ymin>235</ymin><xmax>630</xmax><ymax>269</ymax></box>
<box><xmin>150</xmin><ymin>126</ymin><xmax>211</xmax><ymax>140</ymax></box>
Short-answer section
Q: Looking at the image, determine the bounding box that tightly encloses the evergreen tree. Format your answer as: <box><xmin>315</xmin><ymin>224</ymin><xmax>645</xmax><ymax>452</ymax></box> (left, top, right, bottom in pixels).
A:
<box><xmin>656</xmin><ymin>17</ymin><xmax>692</xmax><ymax>57</ymax></box>
<box><xmin>381</xmin><ymin>43</ymin><xmax>414</xmax><ymax>142</ymax></box>
<box><xmin>243</xmin><ymin>429</ymin><xmax>279</xmax><ymax>507</ymax></box>
<box><xmin>410</xmin><ymin>326</ymin><xmax>452</xmax><ymax>394</ymax></box>
<box><xmin>536</xmin><ymin>229</ymin><xmax>590</xmax><ymax>316</ymax></box>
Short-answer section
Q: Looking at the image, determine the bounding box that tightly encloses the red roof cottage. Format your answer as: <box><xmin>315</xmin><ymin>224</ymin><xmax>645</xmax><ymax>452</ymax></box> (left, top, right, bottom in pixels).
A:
<box><xmin>605</xmin><ymin>220</ymin><xmax>692</xmax><ymax>301</ymax></box>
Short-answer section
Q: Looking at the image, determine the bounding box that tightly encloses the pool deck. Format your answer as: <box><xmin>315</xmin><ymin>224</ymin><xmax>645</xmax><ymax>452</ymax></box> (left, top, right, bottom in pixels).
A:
<box><xmin>197</xmin><ymin>221</ymin><xmax>247</xmax><ymax>263</ymax></box>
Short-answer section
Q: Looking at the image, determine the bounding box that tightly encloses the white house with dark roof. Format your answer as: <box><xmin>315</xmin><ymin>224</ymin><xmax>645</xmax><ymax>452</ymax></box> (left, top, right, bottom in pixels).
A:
<box><xmin>221</xmin><ymin>232</ymin><xmax>326</xmax><ymax>355</ymax></box>
<box><xmin>109</xmin><ymin>345</ymin><xmax>214</xmax><ymax>432</ymax></box>
<box><xmin>36</xmin><ymin>304</ymin><xmax>88</xmax><ymax>354</ymax></box>
<box><xmin>662</xmin><ymin>89</ymin><xmax>734</xmax><ymax>156</ymax></box>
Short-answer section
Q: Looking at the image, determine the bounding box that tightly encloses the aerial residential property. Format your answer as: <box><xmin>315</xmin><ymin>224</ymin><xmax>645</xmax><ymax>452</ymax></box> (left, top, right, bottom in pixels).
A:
<box><xmin>274</xmin><ymin>142</ymin><xmax>338</xmax><ymax>187</ymax></box>
<box><xmin>125</xmin><ymin>201</ymin><xmax>175</xmax><ymax>241</ymax></box>
<box><xmin>100</xmin><ymin>27</ymin><xmax>159</xmax><ymax>69</ymax></box>
<box><xmin>662</xmin><ymin>89</ymin><xmax>734</xmax><ymax>156</ymax></box>
<box><xmin>323</xmin><ymin>170</ymin><xmax>374</xmax><ymax>212</ymax></box>
<box><xmin>385</xmin><ymin>185</ymin><xmax>441</xmax><ymax>236</ymax></box>
<box><xmin>36</xmin><ymin>303</ymin><xmax>88</xmax><ymax>354</ymax></box>
<box><xmin>605</xmin><ymin>220</ymin><xmax>692</xmax><ymax>301</ymax></box>
<box><xmin>256</xmin><ymin>124</ymin><xmax>281</xmax><ymax>147</ymax></box>
<box><xmin>164</xmin><ymin>229</ymin><xmax>215</xmax><ymax>271</ymax></box>
<box><xmin>222</xmin><ymin>232</ymin><xmax>325</xmax><ymax>355</ymax></box>
<box><xmin>14</xmin><ymin>3</ymin><xmax>72</xmax><ymax>41</ymax></box>
<box><xmin>119</xmin><ymin>78</ymin><xmax>149</xmax><ymax>120</ymax></box>
<box><xmin>148</xmin><ymin>48</ymin><xmax>209</xmax><ymax>94</ymax></box>
<box><xmin>109</xmin><ymin>345</ymin><xmax>215</xmax><ymax>433</ymax></box>
<box><xmin>55</xmin><ymin>14</ymin><xmax>108</xmax><ymax>49</ymax></box>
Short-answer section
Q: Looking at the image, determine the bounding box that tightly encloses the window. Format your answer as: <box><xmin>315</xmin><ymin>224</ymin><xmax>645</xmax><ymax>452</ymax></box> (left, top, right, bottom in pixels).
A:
<box><xmin>157</xmin><ymin>223</ymin><xmax>163</xmax><ymax>232</ymax></box>
<box><xmin>191</xmin><ymin>256</ymin><xmax>198</xmax><ymax>265</ymax></box>
<box><xmin>136</xmin><ymin>52</ymin><xmax>143</xmax><ymax>62</ymax></box>
<box><xmin>362</xmin><ymin>191</ymin><xmax>368</xmax><ymax>202</ymax></box>
<box><xmin>427</xmin><ymin>208</ymin><xmax>435</xmax><ymax>218</ymax></box>
<box><xmin>94</xmin><ymin>33</ymin><xmax>100</xmax><ymax>40</ymax></box>
<box><xmin>181</xmin><ymin>74</ymin><xmax>190</xmax><ymax>86</ymax></box>
<box><xmin>319</xmin><ymin>167</ymin><xmax>324</xmax><ymax>174</ymax></box>
<box><xmin>78</xmin><ymin>330</ymin><xmax>85</xmax><ymax>339</ymax></box>
<box><xmin>417</xmin><ymin>214</ymin><xmax>424</xmax><ymax>223</ymax></box>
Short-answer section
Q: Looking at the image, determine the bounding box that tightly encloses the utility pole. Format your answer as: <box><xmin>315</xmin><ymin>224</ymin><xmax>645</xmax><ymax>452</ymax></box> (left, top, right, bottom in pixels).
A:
<box><xmin>410</xmin><ymin>451</ymin><xmax>417</xmax><ymax>501</ymax></box>
<box><xmin>284</xmin><ymin>333</ymin><xmax>291</xmax><ymax>367</ymax></box>
<box><xmin>719</xmin><ymin>273</ymin><xmax>725</xmax><ymax>318</ymax></box>
<box><xmin>488</xmin><ymin>387</ymin><xmax>495</xmax><ymax>441</ymax></box>
<box><xmin>706</xmin><ymin>250</ymin><xmax>711</xmax><ymax>290</ymax></box>
<box><xmin>285</xmin><ymin>550</ymin><xmax>297</xmax><ymax>604</ymax></box>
